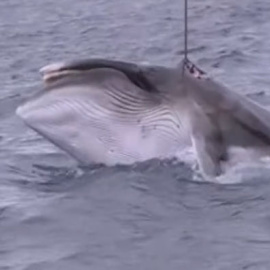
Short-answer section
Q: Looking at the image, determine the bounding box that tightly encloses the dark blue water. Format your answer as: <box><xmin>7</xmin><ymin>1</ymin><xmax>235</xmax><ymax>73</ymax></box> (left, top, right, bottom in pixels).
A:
<box><xmin>1</xmin><ymin>0</ymin><xmax>270</xmax><ymax>269</ymax></box>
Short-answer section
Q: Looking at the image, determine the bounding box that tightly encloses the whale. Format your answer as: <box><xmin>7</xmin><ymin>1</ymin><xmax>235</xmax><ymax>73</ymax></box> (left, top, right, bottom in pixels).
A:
<box><xmin>16</xmin><ymin>58</ymin><xmax>270</xmax><ymax>178</ymax></box>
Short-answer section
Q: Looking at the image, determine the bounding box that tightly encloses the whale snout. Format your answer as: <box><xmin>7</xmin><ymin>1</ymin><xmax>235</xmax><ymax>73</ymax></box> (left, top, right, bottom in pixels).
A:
<box><xmin>16</xmin><ymin>96</ymin><xmax>53</xmax><ymax>127</ymax></box>
<box><xmin>15</xmin><ymin>93</ymin><xmax>92</xmax><ymax>163</ymax></box>
<box><xmin>16</xmin><ymin>100</ymin><xmax>38</xmax><ymax>125</ymax></box>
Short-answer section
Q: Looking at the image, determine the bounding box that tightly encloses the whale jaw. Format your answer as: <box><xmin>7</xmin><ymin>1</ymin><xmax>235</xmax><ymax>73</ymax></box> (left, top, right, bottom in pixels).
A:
<box><xmin>16</xmin><ymin>68</ymin><xmax>191</xmax><ymax>166</ymax></box>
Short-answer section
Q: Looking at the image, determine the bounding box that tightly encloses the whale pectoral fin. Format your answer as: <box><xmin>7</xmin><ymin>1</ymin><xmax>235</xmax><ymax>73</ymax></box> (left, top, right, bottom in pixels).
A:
<box><xmin>190</xmin><ymin>109</ymin><xmax>225</xmax><ymax>177</ymax></box>
<box><xmin>182</xmin><ymin>59</ymin><xmax>270</xmax><ymax>169</ymax></box>
<box><xmin>182</xmin><ymin>59</ymin><xmax>270</xmax><ymax>144</ymax></box>
<box><xmin>192</xmin><ymin>134</ymin><xmax>222</xmax><ymax>177</ymax></box>
<box><xmin>190</xmin><ymin>106</ymin><xmax>270</xmax><ymax>178</ymax></box>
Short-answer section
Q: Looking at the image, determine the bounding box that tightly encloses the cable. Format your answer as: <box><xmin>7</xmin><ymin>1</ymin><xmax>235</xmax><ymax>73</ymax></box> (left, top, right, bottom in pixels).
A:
<box><xmin>184</xmin><ymin>0</ymin><xmax>188</xmax><ymax>62</ymax></box>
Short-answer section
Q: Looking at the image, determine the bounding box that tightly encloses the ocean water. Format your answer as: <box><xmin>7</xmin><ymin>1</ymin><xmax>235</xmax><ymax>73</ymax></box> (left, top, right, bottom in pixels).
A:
<box><xmin>1</xmin><ymin>0</ymin><xmax>270</xmax><ymax>269</ymax></box>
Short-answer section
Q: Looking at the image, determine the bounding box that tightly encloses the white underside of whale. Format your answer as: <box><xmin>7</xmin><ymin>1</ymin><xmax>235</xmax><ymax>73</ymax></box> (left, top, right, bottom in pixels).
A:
<box><xmin>17</xmin><ymin>80</ymin><xmax>191</xmax><ymax>166</ymax></box>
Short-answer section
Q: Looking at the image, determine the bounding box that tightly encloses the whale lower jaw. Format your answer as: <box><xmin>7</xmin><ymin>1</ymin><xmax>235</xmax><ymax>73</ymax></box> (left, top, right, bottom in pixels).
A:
<box><xmin>16</xmin><ymin>90</ymin><xmax>191</xmax><ymax>166</ymax></box>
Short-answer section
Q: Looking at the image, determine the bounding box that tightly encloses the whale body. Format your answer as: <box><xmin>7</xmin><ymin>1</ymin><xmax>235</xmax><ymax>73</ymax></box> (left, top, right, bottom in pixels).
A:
<box><xmin>16</xmin><ymin>58</ymin><xmax>270</xmax><ymax>178</ymax></box>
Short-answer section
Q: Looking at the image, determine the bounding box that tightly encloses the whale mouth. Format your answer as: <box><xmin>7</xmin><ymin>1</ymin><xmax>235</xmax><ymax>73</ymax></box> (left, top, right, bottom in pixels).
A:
<box><xmin>40</xmin><ymin>62</ymin><xmax>84</xmax><ymax>84</ymax></box>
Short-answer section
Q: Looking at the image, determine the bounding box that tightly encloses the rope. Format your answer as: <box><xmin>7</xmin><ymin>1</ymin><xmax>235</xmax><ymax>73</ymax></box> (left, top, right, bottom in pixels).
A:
<box><xmin>184</xmin><ymin>0</ymin><xmax>188</xmax><ymax>62</ymax></box>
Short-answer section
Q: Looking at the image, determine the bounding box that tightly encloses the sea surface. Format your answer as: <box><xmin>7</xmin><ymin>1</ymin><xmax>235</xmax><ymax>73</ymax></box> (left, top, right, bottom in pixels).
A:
<box><xmin>1</xmin><ymin>0</ymin><xmax>270</xmax><ymax>269</ymax></box>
